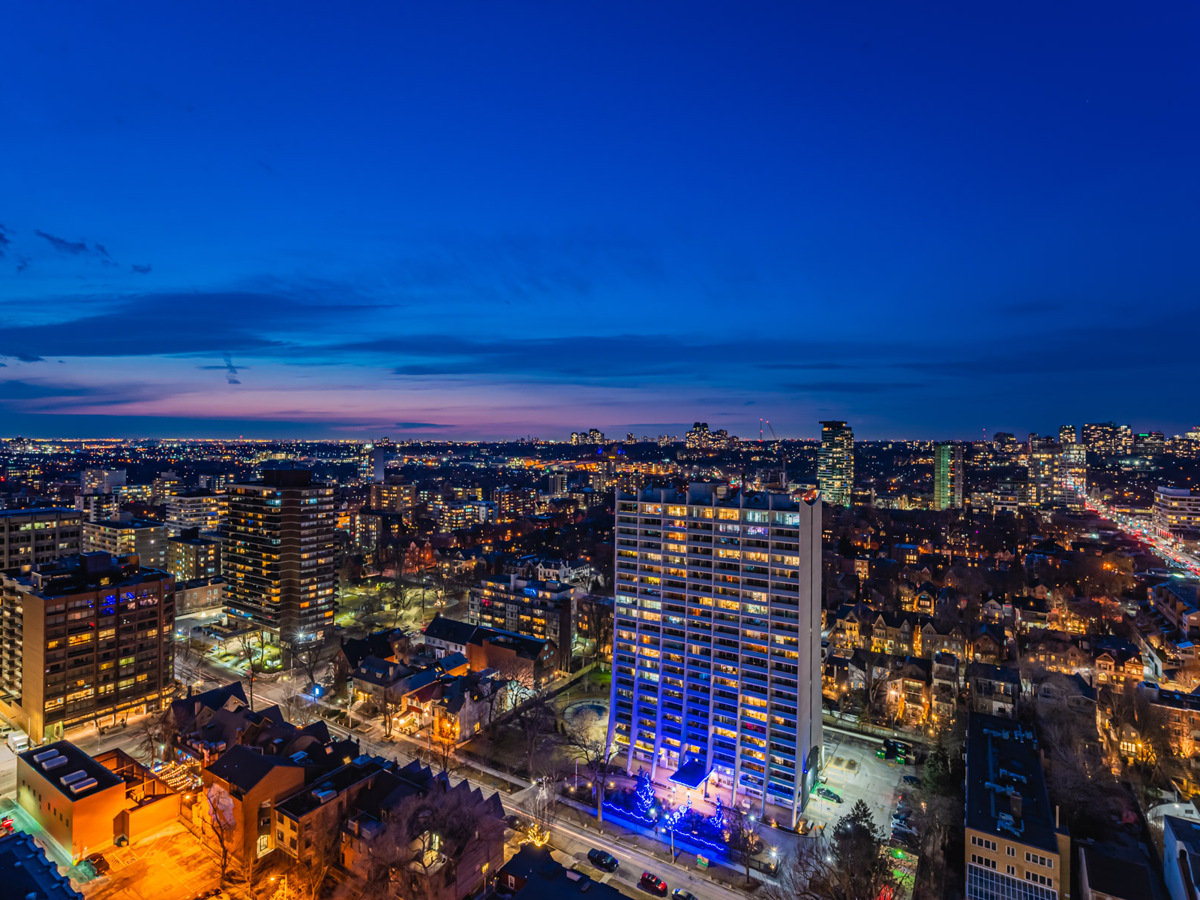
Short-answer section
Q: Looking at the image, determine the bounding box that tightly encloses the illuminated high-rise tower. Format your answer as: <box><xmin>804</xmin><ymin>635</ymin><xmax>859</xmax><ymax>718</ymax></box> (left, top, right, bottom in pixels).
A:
<box><xmin>609</xmin><ymin>483</ymin><xmax>823</xmax><ymax>825</ymax></box>
<box><xmin>818</xmin><ymin>421</ymin><xmax>854</xmax><ymax>507</ymax></box>
<box><xmin>933</xmin><ymin>441</ymin><xmax>964</xmax><ymax>510</ymax></box>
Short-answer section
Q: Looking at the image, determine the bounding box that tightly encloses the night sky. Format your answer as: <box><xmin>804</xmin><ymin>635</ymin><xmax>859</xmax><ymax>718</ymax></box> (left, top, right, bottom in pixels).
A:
<box><xmin>2</xmin><ymin>3</ymin><xmax>1198</xmax><ymax>440</ymax></box>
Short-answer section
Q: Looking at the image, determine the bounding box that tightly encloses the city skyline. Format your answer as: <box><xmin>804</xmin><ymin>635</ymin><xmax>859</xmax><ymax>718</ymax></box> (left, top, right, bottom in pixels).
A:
<box><xmin>3</xmin><ymin>3</ymin><xmax>1199</xmax><ymax>440</ymax></box>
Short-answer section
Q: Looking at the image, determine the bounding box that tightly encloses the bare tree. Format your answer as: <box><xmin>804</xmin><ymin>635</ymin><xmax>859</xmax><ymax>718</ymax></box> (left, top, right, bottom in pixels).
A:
<box><xmin>295</xmin><ymin>826</ymin><xmax>341</xmax><ymax>900</ymax></box>
<box><xmin>513</xmin><ymin>694</ymin><xmax>557</xmax><ymax>779</ymax></box>
<box><xmin>383</xmin><ymin>571</ymin><xmax>417</xmax><ymax>630</ymax></box>
<box><xmin>280</xmin><ymin>692</ymin><xmax>317</xmax><ymax>727</ymax></box>
<box><xmin>133</xmin><ymin>706</ymin><xmax>177</xmax><ymax>766</ymax></box>
<box><xmin>292</xmin><ymin>638</ymin><xmax>334</xmax><ymax>693</ymax></box>
<box><xmin>236</xmin><ymin>629</ymin><xmax>264</xmax><ymax>711</ymax></box>
<box><xmin>205</xmin><ymin>783</ymin><xmax>237</xmax><ymax>883</ymax></box>
<box><xmin>381</xmin><ymin>687</ymin><xmax>401</xmax><ymax>738</ymax></box>
<box><xmin>725</xmin><ymin>806</ymin><xmax>763</xmax><ymax>886</ymax></box>
<box><xmin>563</xmin><ymin>708</ymin><xmax>618</xmax><ymax>823</ymax></box>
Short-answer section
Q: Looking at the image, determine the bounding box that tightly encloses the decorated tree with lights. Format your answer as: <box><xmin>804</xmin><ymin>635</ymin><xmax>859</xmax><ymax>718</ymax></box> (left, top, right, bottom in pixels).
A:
<box><xmin>632</xmin><ymin>770</ymin><xmax>656</xmax><ymax>820</ymax></box>
<box><xmin>708</xmin><ymin>796</ymin><xmax>725</xmax><ymax>832</ymax></box>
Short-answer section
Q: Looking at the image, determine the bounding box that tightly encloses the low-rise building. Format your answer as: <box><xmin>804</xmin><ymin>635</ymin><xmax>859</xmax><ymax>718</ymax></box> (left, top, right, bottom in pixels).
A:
<box><xmin>0</xmin><ymin>830</ymin><xmax>83</xmax><ymax>900</ymax></box>
<box><xmin>964</xmin><ymin>713</ymin><xmax>1070</xmax><ymax>900</ymax></box>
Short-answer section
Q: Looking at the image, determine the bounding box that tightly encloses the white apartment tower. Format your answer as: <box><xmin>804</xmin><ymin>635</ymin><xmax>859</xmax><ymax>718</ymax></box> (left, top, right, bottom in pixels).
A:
<box><xmin>608</xmin><ymin>483</ymin><xmax>822</xmax><ymax>826</ymax></box>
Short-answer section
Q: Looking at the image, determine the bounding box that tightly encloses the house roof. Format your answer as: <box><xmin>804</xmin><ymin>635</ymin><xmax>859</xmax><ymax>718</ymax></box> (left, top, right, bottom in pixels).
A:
<box><xmin>340</xmin><ymin>630</ymin><xmax>402</xmax><ymax>669</ymax></box>
<box><xmin>423</xmin><ymin>615</ymin><xmax>478</xmax><ymax>646</ymax></box>
<box><xmin>205</xmin><ymin>744</ymin><xmax>303</xmax><ymax>793</ymax></box>
<box><xmin>1080</xmin><ymin>846</ymin><xmax>1153</xmax><ymax>900</ymax></box>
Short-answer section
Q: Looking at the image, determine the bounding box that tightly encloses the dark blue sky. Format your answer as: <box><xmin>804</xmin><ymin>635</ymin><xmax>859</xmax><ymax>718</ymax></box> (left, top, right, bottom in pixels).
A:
<box><xmin>2</xmin><ymin>2</ymin><xmax>1197</xmax><ymax>440</ymax></box>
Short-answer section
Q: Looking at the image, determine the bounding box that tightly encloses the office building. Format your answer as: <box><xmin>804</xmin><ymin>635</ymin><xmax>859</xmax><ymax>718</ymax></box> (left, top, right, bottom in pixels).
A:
<box><xmin>165</xmin><ymin>489</ymin><xmax>226</xmax><ymax>535</ymax></box>
<box><xmin>0</xmin><ymin>508</ymin><xmax>82</xmax><ymax>570</ymax></box>
<box><xmin>74</xmin><ymin>492</ymin><xmax>119</xmax><ymax>524</ymax></box>
<box><xmin>1058</xmin><ymin>425</ymin><xmax>1076</xmax><ymax>445</ymax></box>
<box><xmin>965</xmin><ymin>713</ymin><xmax>1070</xmax><ymax>900</ymax></box>
<box><xmin>933</xmin><ymin>441</ymin><xmax>965</xmax><ymax>510</ymax></box>
<box><xmin>167</xmin><ymin>528</ymin><xmax>221</xmax><ymax>582</ymax></box>
<box><xmin>818</xmin><ymin>421</ymin><xmax>854</xmax><ymax>507</ymax></box>
<box><xmin>82</xmin><ymin>519</ymin><xmax>168</xmax><ymax>570</ymax></box>
<box><xmin>609</xmin><ymin>483</ymin><xmax>823</xmax><ymax>826</ymax></box>
<box><xmin>0</xmin><ymin>554</ymin><xmax>175</xmax><ymax>742</ymax></box>
<box><xmin>1135</xmin><ymin>431</ymin><xmax>1165</xmax><ymax>456</ymax></box>
<box><xmin>469</xmin><ymin>574</ymin><xmax>575</xmax><ymax>671</ymax></box>
<box><xmin>224</xmin><ymin>470</ymin><xmax>336</xmax><ymax>650</ymax></box>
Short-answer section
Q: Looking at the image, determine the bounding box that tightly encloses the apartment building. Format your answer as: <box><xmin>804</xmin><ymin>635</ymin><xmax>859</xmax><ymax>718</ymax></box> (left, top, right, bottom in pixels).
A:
<box><xmin>82</xmin><ymin>519</ymin><xmax>168</xmax><ymax>570</ymax></box>
<box><xmin>469</xmin><ymin>575</ymin><xmax>575</xmax><ymax>671</ymax></box>
<box><xmin>224</xmin><ymin>470</ymin><xmax>336</xmax><ymax>650</ymax></box>
<box><xmin>0</xmin><ymin>508</ymin><xmax>82</xmax><ymax>570</ymax></box>
<box><xmin>165</xmin><ymin>490</ymin><xmax>226</xmax><ymax>535</ymax></box>
<box><xmin>0</xmin><ymin>554</ymin><xmax>175</xmax><ymax>742</ymax></box>
<box><xmin>818</xmin><ymin>421</ymin><xmax>854</xmax><ymax>507</ymax></box>
<box><xmin>608</xmin><ymin>483</ymin><xmax>822</xmax><ymax>825</ymax></box>
<box><xmin>167</xmin><ymin>529</ymin><xmax>221</xmax><ymax>582</ymax></box>
<box><xmin>1155</xmin><ymin>487</ymin><xmax>1200</xmax><ymax>544</ymax></box>
<box><xmin>965</xmin><ymin>713</ymin><xmax>1070</xmax><ymax>900</ymax></box>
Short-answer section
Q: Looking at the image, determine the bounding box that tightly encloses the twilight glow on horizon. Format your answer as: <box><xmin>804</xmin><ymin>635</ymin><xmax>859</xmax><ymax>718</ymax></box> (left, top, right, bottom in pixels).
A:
<box><xmin>2</xmin><ymin>2</ymin><xmax>1198</xmax><ymax>441</ymax></box>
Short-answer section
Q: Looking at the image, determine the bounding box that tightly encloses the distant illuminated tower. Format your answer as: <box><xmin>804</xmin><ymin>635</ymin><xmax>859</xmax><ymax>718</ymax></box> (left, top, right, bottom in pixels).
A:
<box><xmin>933</xmin><ymin>441</ymin><xmax>964</xmax><ymax>510</ymax></box>
<box><xmin>1058</xmin><ymin>425</ymin><xmax>1077</xmax><ymax>445</ymax></box>
<box><xmin>818</xmin><ymin>421</ymin><xmax>854</xmax><ymax>507</ymax></box>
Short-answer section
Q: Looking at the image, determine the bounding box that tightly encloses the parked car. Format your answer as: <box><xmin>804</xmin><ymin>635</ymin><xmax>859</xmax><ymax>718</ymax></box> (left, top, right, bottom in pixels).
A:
<box><xmin>902</xmin><ymin>775</ymin><xmax>921</xmax><ymax>785</ymax></box>
<box><xmin>673</xmin><ymin>891</ymin><xmax>698</xmax><ymax>900</ymax></box>
<box><xmin>816</xmin><ymin>787</ymin><xmax>842</xmax><ymax>803</ymax></box>
<box><xmin>640</xmin><ymin>872</ymin><xmax>668</xmax><ymax>896</ymax></box>
<box><xmin>503</xmin><ymin>814</ymin><xmax>526</xmax><ymax>833</ymax></box>
<box><xmin>588</xmin><ymin>849</ymin><xmax>619</xmax><ymax>872</ymax></box>
<box><xmin>84</xmin><ymin>853</ymin><xmax>110</xmax><ymax>876</ymax></box>
<box><xmin>892</xmin><ymin>823</ymin><xmax>918</xmax><ymax>839</ymax></box>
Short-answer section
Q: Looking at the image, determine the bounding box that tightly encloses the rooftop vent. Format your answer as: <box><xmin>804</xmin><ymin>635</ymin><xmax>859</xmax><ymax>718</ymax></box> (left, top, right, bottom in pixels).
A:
<box><xmin>60</xmin><ymin>771</ymin><xmax>89</xmax><ymax>786</ymax></box>
<box><xmin>42</xmin><ymin>756</ymin><xmax>68</xmax><ymax>772</ymax></box>
<box><xmin>32</xmin><ymin>749</ymin><xmax>60</xmax><ymax>764</ymax></box>
<box><xmin>68</xmin><ymin>778</ymin><xmax>98</xmax><ymax>794</ymax></box>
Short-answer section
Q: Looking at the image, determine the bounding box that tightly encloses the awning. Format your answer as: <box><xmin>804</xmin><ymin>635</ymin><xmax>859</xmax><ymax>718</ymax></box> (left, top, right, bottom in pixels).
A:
<box><xmin>667</xmin><ymin>757</ymin><xmax>711</xmax><ymax>789</ymax></box>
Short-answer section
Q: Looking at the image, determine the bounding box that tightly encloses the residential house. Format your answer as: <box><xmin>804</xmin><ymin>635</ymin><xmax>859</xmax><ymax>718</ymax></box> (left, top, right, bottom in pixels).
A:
<box><xmin>918</xmin><ymin>621</ymin><xmax>968</xmax><ymax>661</ymax></box>
<box><xmin>971</xmin><ymin>623</ymin><xmax>1008</xmax><ymax>663</ymax></box>
<box><xmin>498</xmin><ymin>845</ymin><xmax>627</xmax><ymax>900</ymax></box>
<box><xmin>339</xmin><ymin>763</ymin><xmax>505</xmax><ymax>900</ymax></box>
<box><xmin>966</xmin><ymin>662</ymin><xmax>1020</xmax><ymax>718</ymax></box>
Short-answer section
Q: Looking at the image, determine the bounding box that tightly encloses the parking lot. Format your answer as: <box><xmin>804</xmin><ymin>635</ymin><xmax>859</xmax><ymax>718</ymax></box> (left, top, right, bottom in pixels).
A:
<box><xmin>805</xmin><ymin>729</ymin><xmax>916</xmax><ymax>833</ymax></box>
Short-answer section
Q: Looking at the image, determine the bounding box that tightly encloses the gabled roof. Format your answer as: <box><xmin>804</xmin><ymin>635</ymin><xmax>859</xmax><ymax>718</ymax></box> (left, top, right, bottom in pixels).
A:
<box><xmin>340</xmin><ymin>630</ymin><xmax>402</xmax><ymax>669</ymax></box>
<box><xmin>206</xmin><ymin>744</ymin><xmax>303</xmax><ymax>794</ymax></box>
<box><xmin>423</xmin><ymin>615</ymin><xmax>479</xmax><ymax>646</ymax></box>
